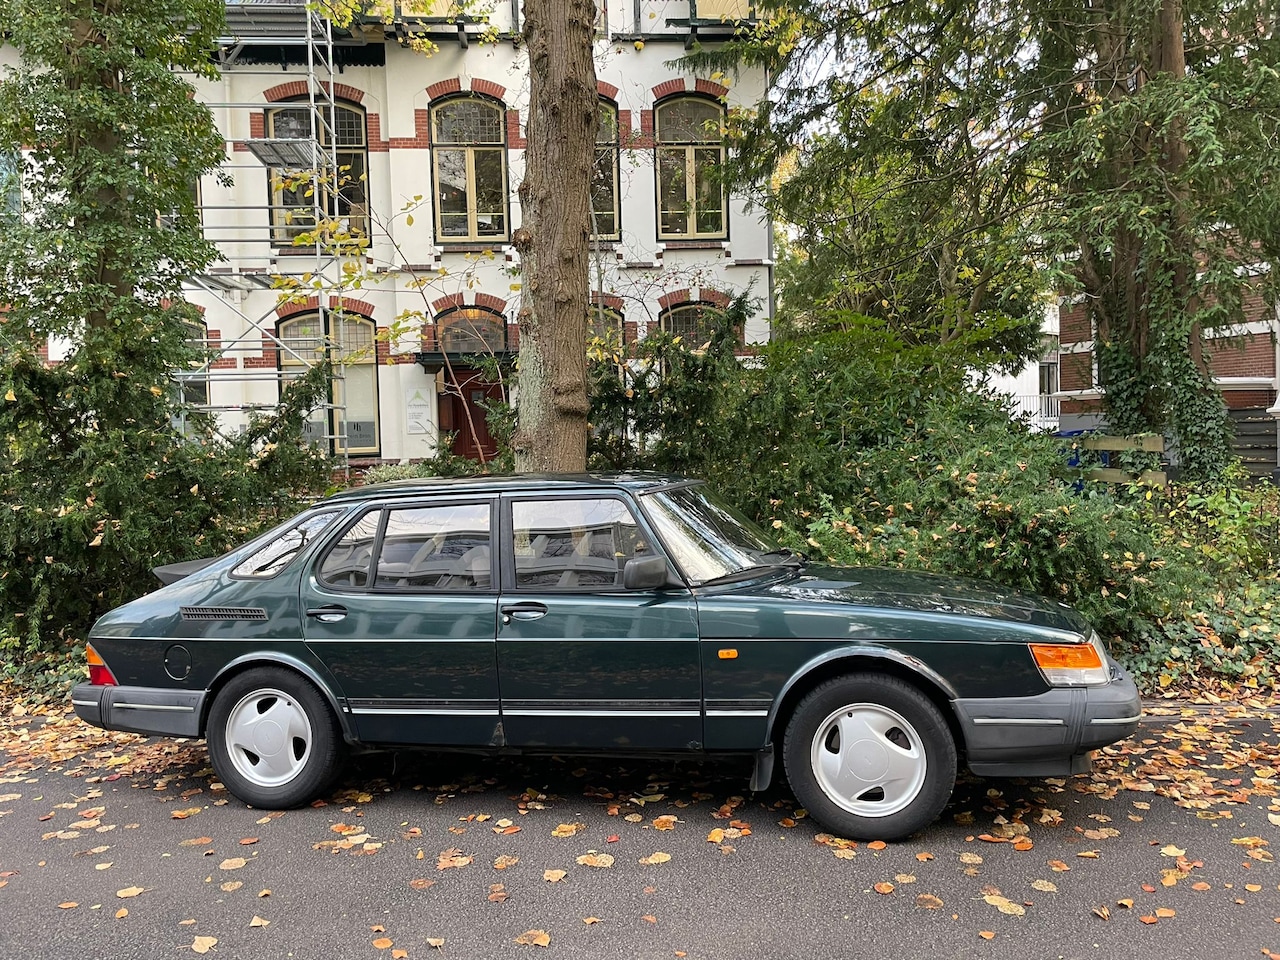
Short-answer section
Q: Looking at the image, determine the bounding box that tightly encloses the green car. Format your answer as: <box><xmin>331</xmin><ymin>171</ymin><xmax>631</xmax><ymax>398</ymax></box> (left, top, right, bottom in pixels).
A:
<box><xmin>72</xmin><ymin>474</ymin><xmax>1141</xmax><ymax>839</ymax></box>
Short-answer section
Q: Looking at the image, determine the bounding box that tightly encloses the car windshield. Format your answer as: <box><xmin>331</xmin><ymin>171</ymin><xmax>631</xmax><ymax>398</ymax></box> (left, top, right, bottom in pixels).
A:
<box><xmin>639</xmin><ymin>483</ymin><xmax>783</xmax><ymax>585</ymax></box>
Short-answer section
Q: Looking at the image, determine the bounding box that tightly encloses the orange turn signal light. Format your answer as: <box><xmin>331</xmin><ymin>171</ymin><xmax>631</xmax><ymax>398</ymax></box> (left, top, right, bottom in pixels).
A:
<box><xmin>718</xmin><ymin>649</ymin><xmax>738</xmax><ymax>660</ymax></box>
<box><xmin>1029</xmin><ymin>643</ymin><xmax>1103</xmax><ymax>671</ymax></box>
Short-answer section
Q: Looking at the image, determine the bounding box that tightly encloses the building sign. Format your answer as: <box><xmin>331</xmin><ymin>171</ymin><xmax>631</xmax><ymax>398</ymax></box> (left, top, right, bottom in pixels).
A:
<box><xmin>406</xmin><ymin>388</ymin><xmax>434</xmax><ymax>436</ymax></box>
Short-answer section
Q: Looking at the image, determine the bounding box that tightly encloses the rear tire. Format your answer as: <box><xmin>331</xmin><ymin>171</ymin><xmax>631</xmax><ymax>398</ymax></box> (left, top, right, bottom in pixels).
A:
<box><xmin>207</xmin><ymin>666</ymin><xmax>344</xmax><ymax>808</ymax></box>
<box><xmin>783</xmin><ymin>673</ymin><xmax>956</xmax><ymax>840</ymax></box>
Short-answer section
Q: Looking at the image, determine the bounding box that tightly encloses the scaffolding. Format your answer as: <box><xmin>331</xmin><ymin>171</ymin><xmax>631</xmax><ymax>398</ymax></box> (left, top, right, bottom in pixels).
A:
<box><xmin>177</xmin><ymin>2</ymin><xmax>358</xmax><ymax>474</ymax></box>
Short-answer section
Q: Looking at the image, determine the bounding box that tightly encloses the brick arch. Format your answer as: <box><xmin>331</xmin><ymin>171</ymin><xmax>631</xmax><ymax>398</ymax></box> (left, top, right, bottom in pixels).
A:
<box><xmin>658</xmin><ymin>288</ymin><xmax>731</xmax><ymax>312</ymax></box>
<box><xmin>275</xmin><ymin>296</ymin><xmax>377</xmax><ymax>320</ymax></box>
<box><xmin>425</xmin><ymin>78</ymin><xmax>508</xmax><ymax>104</ymax></box>
<box><xmin>263</xmin><ymin>80</ymin><xmax>365</xmax><ymax>104</ymax></box>
<box><xmin>430</xmin><ymin>292</ymin><xmax>509</xmax><ymax>317</ymax></box>
<box><xmin>598</xmin><ymin>80</ymin><xmax>620</xmax><ymax>101</ymax></box>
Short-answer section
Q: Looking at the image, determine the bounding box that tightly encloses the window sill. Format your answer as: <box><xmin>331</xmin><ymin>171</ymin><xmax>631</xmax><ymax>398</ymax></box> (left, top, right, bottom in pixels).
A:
<box><xmin>660</xmin><ymin>240</ymin><xmax>727</xmax><ymax>250</ymax></box>
<box><xmin>436</xmin><ymin>242</ymin><xmax>508</xmax><ymax>253</ymax></box>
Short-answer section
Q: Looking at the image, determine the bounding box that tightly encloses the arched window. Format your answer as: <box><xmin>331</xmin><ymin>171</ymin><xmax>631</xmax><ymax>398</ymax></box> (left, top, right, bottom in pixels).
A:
<box><xmin>655</xmin><ymin>96</ymin><xmax>726</xmax><ymax>240</ymax></box>
<box><xmin>588</xmin><ymin>304</ymin><xmax>624</xmax><ymax>345</ymax></box>
<box><xmin>592</xmin><ymin>101</ymin><xmax>620</xmax><ymax>241</ymax></box>
<box><xmin>438</xmin><ymin>306</ymin><xmax>508</xmax><ymax>353</ymax></box>
<box><xmin>431</xmin><ymin>97</ymin><xmax>508</xmax><ymax>242</ymax></box>
<box><xmin>660</xmin><ymin>302</ymin><xmax>723</xmax><ymax>346</ymax></box>
<box><xmin>278</xmin><ymin>312</ymin><xmax>380</xmax><ymax>455</ymax></box>
<box><xmin>266</xmin><ymin>100</ymin><xmax>368</xmax><ymax>243</ymax></box>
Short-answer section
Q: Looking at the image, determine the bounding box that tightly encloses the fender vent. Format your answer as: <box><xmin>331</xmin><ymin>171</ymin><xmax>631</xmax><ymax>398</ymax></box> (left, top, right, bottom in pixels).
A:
<box><xmin>180</xmin><ymin>606</ymin><xmax>269</xmax><ymax>622</ymax></box>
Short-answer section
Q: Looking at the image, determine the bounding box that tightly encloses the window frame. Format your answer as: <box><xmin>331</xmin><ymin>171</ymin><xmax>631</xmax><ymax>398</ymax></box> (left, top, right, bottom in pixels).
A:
<box><xmin>502</xmin><ymin>493</ymin><xmax>664</xmax><ymax>594</ymax></box>
<box><xmin>654</xmin><ymin>95</ymin><xmax>727</xmax><ymax>241</ymax></box>
<box><xmin>277</xmin><ymin>311</ymin><xmax>381</xmax><ymax>457</ymax></box>
<box><xmin>315</xmin><ymin>499</ymin><xmax>498</xmax><ymax>595</ymax></box>
<box><xmin>265</xmin><ymin>99</ymin><xmax>369</xmax><ymax>245</ymax></box>
<box><xmin>430</xmin><ymin>95</ymin><xmax>510</xmax><ymax>244</ymax></box>
<box><xmin>659</xmin><ymin>301</ymin><xmax>729</xmax><ymax>346</ymax></box>
<box><xmin>591</xmin><ymin>100</ymin><xmax>621</xmax><ymax>242</ymax></box>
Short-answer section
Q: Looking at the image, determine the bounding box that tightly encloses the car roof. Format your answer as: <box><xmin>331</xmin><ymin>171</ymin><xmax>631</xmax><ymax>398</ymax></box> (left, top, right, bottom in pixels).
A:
<box><xmin>319</xmin><ymin>472</ymin><xmax>695</xmax><ymax>507</ymax></box>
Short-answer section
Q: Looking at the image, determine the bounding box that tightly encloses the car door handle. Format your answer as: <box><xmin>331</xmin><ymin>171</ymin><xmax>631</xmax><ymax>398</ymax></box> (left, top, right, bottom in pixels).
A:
<box><xmin>305</xmin><ymin>604</ymin><xmax>348</xmax><ymax>623</ymax></box>
<box><xmin>501</xmin><ymin>602</ymin><xmax>548</xmax><ymax>623</ymax></box>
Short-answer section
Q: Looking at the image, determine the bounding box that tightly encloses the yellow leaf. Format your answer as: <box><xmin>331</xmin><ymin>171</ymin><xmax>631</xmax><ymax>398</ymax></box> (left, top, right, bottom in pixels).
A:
<box><xmin>1155</xmin><ymin>908</ymin><xmax>1176</xmax><ymax>918</ymax></box>
<box><xmin>58</xmin><ymin>902</ymin><xmax>78</xmax><ymax>910</ymax></box>
<box><xmin>115</xmin><ymin>908</ymin><xmax>128</xmax><ymax>919</ymax></box>
<box><xmin>150</xmin><ymin>386</ymin><xmax>164</xmax><ymax>396</ymax></box>
<box><xmin>874</xmin><ymin>882</ymin><xmax>895</xmax><ymax>895</ymax></box>
<box><xmin>515</xmin><ymin>929</ymin><xmax>551</xmax><ymax>947</ymax></box>
<box><xmin>979</xmin><ymin>931</ymin><xmax>995</xmax><ymax>940</ymax></box>
<box><xmin>1160</xmin><ymin>845</ymin><xmax>1185</xmax><ymax>857</ymax></box>
<box><xmin>639</xmin><ymin>852</ymin><xmax>671</xmax><ymax>865</ymax></box>
<box><xmin>191</xmin><ymin>937</ymin><xmax>218</xmax><ymax>955</ymax></box>
<box><xmin>405</xmin><ymin>214</ymin><xmax>414</xmax><ymax>227</ymax></box>
<box><xmin>116</xmin><ymin>886</ymin><xmax>145</xmax><ymax>899</ymax></box>
<box><xmin>219</xmin><ymin>858</ymin><xmax>246</xmax><ymax>870</ymax></box>
<box><xmin>576</xmin><ymin>852</ymin><xmax>614</xmax><ymax>868</ymax></box>
<box><xmin>373</xmin><ymin>937</ymin><xmax>394</xmax><ymax>949</ymax></box>
<box><xmin>543</xmin><ymin>869</ymin><xmax>567</xmax><ymax>882</ymax></box>
<box><xmin>249</xmin><ymin>915</ymin><xmax>269</xmax><ymax>927</ymax></box>
<box><xmin>427</xmin><ymin>939</ymin><xmax>445</xmax><ymax>949</ymax></box>
<box><xmin>707</xmin><ymin>828</ymin><xmax>725</xmax><ymax>844</ymax></box>
<box><xmin>916</xmin><ymin>893</ymin><xmax>943</xmax><ymax>909</ymax></box>
<box><xmin>1031</xmin><ymin>880</ymin><xmax>1057</xmax><ymax>893</ymax></box>
<box><xmin>4</xmin><ymin>389</ymin><xmax>14</xmax><ymax>402</ymax></box>
<box><xmin>552</xmin><ymin>823</ymin><xmax>584</xmax><ymax>837</ymax></box>
<box><xmin>583</xmin><ymin>917</ymin><xmax>601</xmax><ymax>925</ymax></box>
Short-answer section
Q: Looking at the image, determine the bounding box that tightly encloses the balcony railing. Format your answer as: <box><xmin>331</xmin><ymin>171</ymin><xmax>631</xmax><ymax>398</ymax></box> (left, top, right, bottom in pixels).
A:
<box><xmin>1008</xmin><ymin>393</ymin><xmax>1061</xmax><ymax>429</ymax></box>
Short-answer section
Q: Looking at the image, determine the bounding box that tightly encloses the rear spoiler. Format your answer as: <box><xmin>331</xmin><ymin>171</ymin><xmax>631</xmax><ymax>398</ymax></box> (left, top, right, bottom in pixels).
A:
<box><xmin>152</xmin><ymin>557</ymin><xmax>219</xmax><ymax>586</ymax></box>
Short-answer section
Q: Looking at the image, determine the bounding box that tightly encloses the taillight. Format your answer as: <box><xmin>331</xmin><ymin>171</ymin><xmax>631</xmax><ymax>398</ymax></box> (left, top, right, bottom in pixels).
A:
<box><xmin>86</xmin><ymin>643</ymin><xmax>118</xmax><ymax>686</ymax></box>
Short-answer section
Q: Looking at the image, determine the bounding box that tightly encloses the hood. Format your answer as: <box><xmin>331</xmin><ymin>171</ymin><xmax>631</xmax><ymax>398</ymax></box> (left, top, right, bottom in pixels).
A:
<box><xmin>756</xmin><ymin>564</ymin><xmax>1091</xmax><ymax>636</ymax></box>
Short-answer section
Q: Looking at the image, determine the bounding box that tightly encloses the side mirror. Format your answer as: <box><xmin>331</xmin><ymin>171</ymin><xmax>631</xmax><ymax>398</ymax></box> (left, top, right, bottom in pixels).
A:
<box><xmin>622</xmin><ymin>554</ymin><xmax>670</xmax><ymax>591</ymax></box>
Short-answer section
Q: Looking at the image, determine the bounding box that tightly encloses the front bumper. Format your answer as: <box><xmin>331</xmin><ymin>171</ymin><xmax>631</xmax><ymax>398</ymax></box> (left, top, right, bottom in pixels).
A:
<box><xmin>954</xmin><ymin>661</ymin><xmax>1142</xmax><ymax>778</ymax></box>
<box><xmin>71</xmin><ymin>683</ymin><xmax>206</xmax><ymax>739</ymax></box>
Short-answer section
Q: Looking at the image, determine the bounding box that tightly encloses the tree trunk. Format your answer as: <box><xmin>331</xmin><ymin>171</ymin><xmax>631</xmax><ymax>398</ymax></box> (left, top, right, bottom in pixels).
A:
<box><xmin>511</xmin><ymin>0</ymin><xmax>598</xmax><ymax>472</ymax></box>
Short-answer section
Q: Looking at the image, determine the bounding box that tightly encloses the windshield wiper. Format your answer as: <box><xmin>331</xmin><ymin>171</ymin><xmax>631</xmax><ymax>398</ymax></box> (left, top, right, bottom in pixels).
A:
<box><xmin>696</xmin><ymin>563</ymin><xmax>791</xmax><ymax>588</ymax></box>
<box><xmin>755</xmin><ymin>548</ymin><xmax>807</xmax><ymax>567</ymax></box>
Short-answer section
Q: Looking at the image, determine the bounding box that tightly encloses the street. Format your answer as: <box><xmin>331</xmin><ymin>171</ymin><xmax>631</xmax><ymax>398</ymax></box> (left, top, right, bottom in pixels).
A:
<box><xmin>1</xmin><ymin>701</ymin><xmax>1277</xmax><ymax>960</ymax></box>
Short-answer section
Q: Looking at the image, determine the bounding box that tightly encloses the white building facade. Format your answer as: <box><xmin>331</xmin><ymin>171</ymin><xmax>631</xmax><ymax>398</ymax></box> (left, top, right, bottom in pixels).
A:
<box><xmin>178</xmin><ymin>0</ymin><xmax>772</xmax><ymax>465</ymax></box>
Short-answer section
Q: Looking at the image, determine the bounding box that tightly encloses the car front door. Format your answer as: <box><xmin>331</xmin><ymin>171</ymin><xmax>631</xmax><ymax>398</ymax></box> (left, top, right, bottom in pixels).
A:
<box><xmin>496</xmin><ymin>493</ymin><xmax>702</xmax><ymax>750</ymax></box>
<box><xmin>301</xmin><ymin>498</ymin><xmax>500</xmax><ymax>746</ymax></box>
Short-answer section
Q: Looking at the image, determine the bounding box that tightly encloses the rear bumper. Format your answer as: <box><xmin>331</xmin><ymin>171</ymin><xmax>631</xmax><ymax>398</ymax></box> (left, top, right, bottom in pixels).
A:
<box><xmin>71</xmin><ymin>683</ymin><xmax>205</xmax><ymax>738</ymax></box>
<box><xmin>955</xmin><ymin>662</ymin><xmax>1142</xmax><ymax>778</ymax></box>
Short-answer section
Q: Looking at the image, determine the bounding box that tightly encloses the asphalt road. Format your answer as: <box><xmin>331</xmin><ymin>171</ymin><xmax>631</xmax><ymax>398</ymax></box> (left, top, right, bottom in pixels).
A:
<box><xmin>1</xmin><ymin>708</ymin><xmax>1278</xmax><ymax>960</ymax></box>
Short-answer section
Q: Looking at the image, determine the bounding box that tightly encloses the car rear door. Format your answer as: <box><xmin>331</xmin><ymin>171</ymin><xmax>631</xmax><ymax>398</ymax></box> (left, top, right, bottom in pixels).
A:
<box><xmin>495</xmin><ymin>492</ymin><xmax>702</xmax><ymax>750</ymax></box>
<box><xmin>301</xmin><ymin>497</ymin><xmax>500</xmax><ymax>746</ymax></box>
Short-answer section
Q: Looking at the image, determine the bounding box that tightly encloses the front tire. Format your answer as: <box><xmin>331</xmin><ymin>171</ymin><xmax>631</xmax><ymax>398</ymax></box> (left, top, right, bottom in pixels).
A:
<box><xmin>207</xmin><ymin>667</ymin><xmax>344</xmax><ymax>808</ymax></box>
<box><xmin>783</xmin><ymin>674</ymin><xmax>956</xmax><ymax>840</ymax></box>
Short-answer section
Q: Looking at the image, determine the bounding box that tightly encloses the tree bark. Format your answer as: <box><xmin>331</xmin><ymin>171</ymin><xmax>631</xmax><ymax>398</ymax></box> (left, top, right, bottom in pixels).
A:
<box><xmin>511</xmin><ymin>0</ymin><xmax>598</xmax><ymax>472</ymax></box>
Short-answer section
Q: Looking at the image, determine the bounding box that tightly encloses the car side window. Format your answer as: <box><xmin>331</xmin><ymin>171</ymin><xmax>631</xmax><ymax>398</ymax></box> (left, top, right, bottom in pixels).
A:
<box><xmin>317</xmin><ymin>510</ymin><xmax>381</xmax><ymax>588</ymax></box>
<box><xmin>372</xmin><ymin>503</ymin><xmax>492</xmax><ymax>591</ymax></box>
<box><xmin>511</xmin><ymin>498</ymin><xmax>648</xmax><ymax>589</ymax></box>
<box><xmin>231</xmin><ymin>510</ymin><xmax>340</xmax><ymax>579</ymax></box>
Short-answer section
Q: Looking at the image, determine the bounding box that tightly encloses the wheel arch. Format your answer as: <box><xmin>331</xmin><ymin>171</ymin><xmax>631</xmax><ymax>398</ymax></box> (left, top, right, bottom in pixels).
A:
<box><xmin>203</xmin><ymin>653</ymin><xmax>355</xmax><ymax>742</ymax></box>
<box><xmin>764</xmin><ymin>647</ymin><xmax>964</xmax><ymax>760</ymax></box>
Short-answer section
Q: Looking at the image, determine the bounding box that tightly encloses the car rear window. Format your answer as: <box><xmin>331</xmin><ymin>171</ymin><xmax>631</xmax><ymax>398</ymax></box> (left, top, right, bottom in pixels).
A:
<box><xmin>231</xmin><ymin>510</ymin><xmax>341</xmax><ymax>580</ymax></box>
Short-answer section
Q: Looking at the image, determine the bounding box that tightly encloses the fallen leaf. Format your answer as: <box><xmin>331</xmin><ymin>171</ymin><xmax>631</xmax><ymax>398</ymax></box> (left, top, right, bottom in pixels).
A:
<box><xmin>219</xmin><ymin>858</ymin><xmax>246</xmax><ymax>871</ymax></box>
<box><xmin>191</xmin><ymin>937</ymin><xmax>218</xmax><ymax>955</ymax></box>
<box><xmin>494</xmin><ymin>855</ymin><xmax>519</xmax><ymax>870</ymax></box>
<box><xmin>1077</xmin><ymin>850</ymin><xmax>1100</xmax><ymax>859</ymax></box>
<box><xmin>258</xmin><ymin>890</ymin><xmax>271</xmax><ymax>898</ymax></box>
<box><xmin>171</xmin><ymin>808</ymin><xmax>202</xmax><ymax>820</ymax></box>
<box><xmin>707</xmin><ymin>828</ymin><xmax>725</xmax><ymax>844</ymax></box>
<box><xmin>1191</xmin><ymin>882</ymin><xmax>1211</xmax><ymax>891</ymax></box>
<box><xmin>583</xmin><ymin>917</ymin><xmax>601</xmax><ymax>925</ymax></box>
<box><xmin>393</xmin><ymin>952</ymin><xmax>408</xmax><ymax>959</ymax></box>
<box><xmin>1246</xmin><ymin>884</ymin><xmax>1263</xmax><ymax>893</ymax></box>
<box><xmin>639</xmin><ymin>852</ymin><xmax>671</xmax><ymax>865</ymax></box>
<box><xmin>1117</xmin><ymin>899</ymin><xmax>1134</xmax><ymax>909</ymax></box>
<box><xmin>653</xmin><ymin>815</ymin><xmax>678</xmax><ymax>831</ymax></box>
<box><xmin>239</xmin><ymin>838</ymin><xmax>258</xmax><ymax>846</ymax></box>
<box><xmin>959</xmin><ymin>852</ymin><xmax>983</xmax><ymax>865</ymax></box>
<box><xmin>514</xmin><ymin>929</ymin><xmax>551</xmax><ymax>947</ymax></box>
<box><xmin>1048</xmin><ymin>860</ymin><xmax>1071</xmax><ymax>872</ymax></box>
<box><xmin>1031</xmin><ymin>880</ymin><xmax>1057</xmax><ymax>893</ymax></box>
<box><xmin>543</xmin><ymin>869</ymin><xmax>567</xmax><ymax>882</ymax></box>
<box><xmin>488</xmin><ymin>883</ymin><xmax>508</xmax><ymax>903</ymax></box>
<box><xmin>58</xmin><ymin>902</ymin><xmax>78</xmax><ymax>910</ymax></box>
<box><xmin>409</xmin><ymin>878</ymin><xmax>436</xmax><ymax>890</ymax></box>
<box><xmin>873</xmin><ymin>882</ymin><xmax>895</xmax><ymax>895</ymax></box>
<box><xmin>1012</xmin><ymin>837</ymin><xmax>1034</xmax><ymax>852</ymax></box>
<box><xmin>894</xmin><ymin>874</ymin><xmax>916</xmax><ymax>884</ymax></box>
<box><xmin>116</xmin><ymin>886</ymin><xmax>145</xmax><ymax>899</ymax></box>
<box><xmin>577</xmin><ymin>853</ymin><xmax>615</xmax><ymax>868</ymax></box>
<box><xmin>427</xmin><ymin>939</ymin><xmax>445</xmax><ymax>949</ymax></box>
<box><xmin>1155</xmin><ymin>908</ymin><xmax>1176</xmax><ymax>918</ymax></box>
<box><xmin>979</xmin><ymin>931</ymin><xmax>995</xmax><ymax>940</ymax></box>
<box><xmin>552</xmin><ymin>823</ymin><xmax>584</xmax><ymax>837</ymax></box>
<box><xmin>983</xmin><ymin>895</ymin><xmax>1025</xmax><ymax>916</ymax></box>
<box><xmin>641</xmin><ymin>915</ymin><xmax>657</xmax><ymax>924</ymax></box>
<box><xmin>373</xmin><ymin>937</ymin><xmax>394</xmax><ymax>949</ymax></box>
<box><xmin>916</xmin><ymin>893</ymin><xmax>944</xmax><ymax>909</ymax></box>
<box><xmin>115</xmin><ymin>908</ymin><xmax>127</xmax><ymax>919</ymax></box>
<box><xmin>437</xmin><ymin>848</ymin><xmax>472</xmax><ymax>870</ymax></box>
<box><xmin>1093</xmin><ymin>906</ymin><xmax>1110</xmax><ymax>920</ymax></box>
<box><xmin>180</xmin><ymin>838</ymin><xmax>214</xmax><ymax>847</ymax></box>
<box><xmin>220</xmin><ymin>881</ymin><xmax>242</xmax><ymax>892</ymax></box>
<box><xmin>249</xmin><ymin>916</ymin><xmax>269</xmax><ymax>928</ymax></box>
<box><xmin>1160</xmin><ymin>845</ymin><xmax>1186</xmax><ymax>857</ymax></box>
<box><xmin>1139</xmin><ymin>915</ymin><xmax>1158</xmax><ymax>925</ymax></box>
<box><xmin>916</xmin><ymin>852</ymin><xmax>934</xmax><ymax>862</ymax></box>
